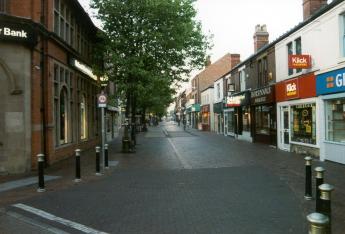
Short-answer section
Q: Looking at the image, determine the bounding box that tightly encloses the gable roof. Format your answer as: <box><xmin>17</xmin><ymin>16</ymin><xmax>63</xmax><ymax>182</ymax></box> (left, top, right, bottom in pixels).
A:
<box><xmin>194</xmin><ymin>53</ymin><xmax>235</xmax><ymax>83</ymax></box>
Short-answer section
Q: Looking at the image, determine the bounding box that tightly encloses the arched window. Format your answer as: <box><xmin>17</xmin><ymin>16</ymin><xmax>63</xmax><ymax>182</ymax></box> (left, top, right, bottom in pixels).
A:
<box><xmin>60</xmin><ymin>87</ymin><xmax>68</xmax><ymax>144</ymax></box>
<box><xmin>80</xmin><ymin>95</ymin><xmax>87</xmax><ymax>140</ymax></box>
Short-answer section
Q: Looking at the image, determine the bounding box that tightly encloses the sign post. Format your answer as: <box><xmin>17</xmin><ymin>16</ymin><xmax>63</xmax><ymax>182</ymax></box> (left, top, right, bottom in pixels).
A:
<box><xmin>98</xmin><ymin>92</ymin><xmax>107</xmax><ymax>171</ymax></box>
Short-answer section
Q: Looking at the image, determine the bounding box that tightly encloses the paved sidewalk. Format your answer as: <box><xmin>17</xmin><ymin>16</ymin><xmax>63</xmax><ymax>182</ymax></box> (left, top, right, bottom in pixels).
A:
<box><xmin>165</xmin><ymin>121</ymin><xmax>345</xmax><ymax>233</ymax></box>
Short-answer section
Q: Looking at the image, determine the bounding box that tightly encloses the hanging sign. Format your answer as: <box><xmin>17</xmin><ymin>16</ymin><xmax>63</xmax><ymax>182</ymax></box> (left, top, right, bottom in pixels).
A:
<box><xmin>288</xmin><ymin>55</ymin><xmax>311</xmax><ymax>69</ymax></box>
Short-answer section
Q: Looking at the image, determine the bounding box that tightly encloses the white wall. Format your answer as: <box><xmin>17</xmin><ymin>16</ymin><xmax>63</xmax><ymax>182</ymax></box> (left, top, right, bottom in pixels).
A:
<box><xmin>275</xmin><ymin>1</ymin><xmax>345</xmax><ymax>82</ymax></box>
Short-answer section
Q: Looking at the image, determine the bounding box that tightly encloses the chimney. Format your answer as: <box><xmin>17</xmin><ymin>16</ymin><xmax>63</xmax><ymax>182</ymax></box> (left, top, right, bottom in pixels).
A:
<box><xmin>205</xmin><ymin>55</ymin><xmax>211</xmax><ymax>67</ymax></box>
<box><xmin>253</xmin><ymin>24</ymin><xmax>269</xmax><ymax>53</ymax></box>
<box><xmin>303</xmin><ymin>0</ymin><xmax>327</xmax><ymax>21</ymax></box>
<box><xmin>230</xmin><ymin>54</ymin><xmax>241</xmax><ymax>69</ymax></box>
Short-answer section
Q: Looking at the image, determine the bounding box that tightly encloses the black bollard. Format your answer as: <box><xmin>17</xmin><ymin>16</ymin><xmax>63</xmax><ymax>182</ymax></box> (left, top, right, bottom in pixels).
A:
<box><xmin>307</xmin><ymin>212</ymin><xmax>329</xmax><ymax>234</ymax></box>
<box><xmin>75</xmin><ymin>149</ymin><xmax>81</xmax><ymax>182</ymax></box>
<box><xmin>315</xmin><ymin>167</ymin><xmax>325</xmax><ymax>212</ymax></box>
<box><xmin>319</xmin><ymin>183</ymin><xmax>334</xmax><ymax>233</ymax></box>
<box><xmin>37</xmin><ymin>154</ymin><xmax>45</xmax><ymax>192</ymax></box>
<box><xmin>304</xmin><ymin>156</ymin><xmax>313</xmax><ymax>200</ymax></box>
<box><xmin>95</xmin><ymin>146</ymin><xmax>101</xmax><ymax>176</ymax></box>
<box><xmin>104</xmin><ymin>144</ymin><xmax>109</xmax><ymax>169</ymax></box>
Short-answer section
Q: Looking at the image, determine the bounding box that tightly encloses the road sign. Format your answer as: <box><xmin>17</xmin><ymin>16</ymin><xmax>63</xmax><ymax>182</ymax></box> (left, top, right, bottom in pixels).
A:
<box><xmin>97</xmin><ymin>93</ymin><xmax>107</xmax><ymax>108</ymax></box>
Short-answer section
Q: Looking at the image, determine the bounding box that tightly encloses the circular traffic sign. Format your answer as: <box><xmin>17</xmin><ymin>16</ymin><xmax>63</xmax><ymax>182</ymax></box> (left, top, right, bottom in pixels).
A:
<box><xmin>98</xmin><ymin>94</ymin><xmax>107</xmax><ymax>104</ymax></box>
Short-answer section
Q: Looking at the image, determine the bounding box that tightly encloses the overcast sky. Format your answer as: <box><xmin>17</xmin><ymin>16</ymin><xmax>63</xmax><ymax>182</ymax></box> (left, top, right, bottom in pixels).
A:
<box><xmin>79</xmin><ymin>0</ymin><xmax>306</xmax><ymax>61</ymax></box>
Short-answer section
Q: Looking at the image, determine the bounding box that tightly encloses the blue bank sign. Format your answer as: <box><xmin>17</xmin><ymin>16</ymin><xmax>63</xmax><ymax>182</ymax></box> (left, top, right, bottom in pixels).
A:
<box><xmin>316</xmin><ymin>67</ymin><xmax>345</xmax><ymax>95</ymax></box>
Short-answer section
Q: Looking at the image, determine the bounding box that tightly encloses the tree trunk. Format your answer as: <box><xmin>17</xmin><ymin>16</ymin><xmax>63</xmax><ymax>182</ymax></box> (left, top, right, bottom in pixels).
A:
<box><xmin>142</xmin><ymin>107</ymin><xmax>147</xmax><ymax>132</ymax></box>
<box><xmin>122</xmin><ymin>91</ymin><xmax>130</xmax><ymax>153</ymax></box>
<box><xmin>131</xmin><ymin>94</ymin><xmax>137</xmax><ymax>146</ymax></box>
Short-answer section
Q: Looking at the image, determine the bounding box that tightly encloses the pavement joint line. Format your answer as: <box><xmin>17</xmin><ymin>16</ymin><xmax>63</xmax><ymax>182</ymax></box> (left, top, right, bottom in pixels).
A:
<box><xmin>4</xmin><ymin>210</ymin><xmax>70</xmax><ymax>234</ymax></box>
<box><xmin>12</xmin><ymin>203</ymin><xmax>109</xmax><ymax>234</ymax></box>
<box><xmin>167</xmin><ymin>137</ymin><xmax>192</xmax><ymax>169</ymax></box>
<box><xmin>0</xmin><ymin>176</ymin><xmax>61</xmax><ymax>193</ymax></box>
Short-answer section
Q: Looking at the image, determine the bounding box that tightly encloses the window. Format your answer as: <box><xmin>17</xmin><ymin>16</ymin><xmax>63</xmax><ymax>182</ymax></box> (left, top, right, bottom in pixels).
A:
<box><xmin>255</xmin><ymin>106</ymin><xmax>271</xmax><ymax>135</ymax></box>
<box><xmin>0</xmin><ymin>0</ymin><xmax>7</xmax><ymax>13</ymax></box>
<box><xmin>80</xmin><ymin>95</ymin><xmax>87</xmax><ymax>140</ymax></box>
<box><xmin>242</xmin><ymin>106</ymin><xmax>250</xmax><ymax>132</ymax></box>
<box><xmin>60</xmin><ymin>87</ymin><xmax>68</xmax><ymax>144</ymax></box>
<box><xmin>291</xmin><ymin>103</ymin><xmax>316</xmax><ymax>145</ymax></box>
<box><xmin>341</xmin><ymin>14</ymin><xmax>345</xmax><ymax>57</ymax></box>
<box><xmin>326</xmin><ymin>98</ymin><xmax>345</xmax><ymax>143</ymax></box>
<box><xmin>287</xmin><ymin>38</ymin><xmax>302</xmax><ymax>75</ymax></box>
<box><xmin>287</xmin><ymin>42</ymin><xmax>293</xmax><ymax>76</ymax></box>
<box><xmin>295</xmin><ymin>38</ymin><xmax>302</xmax><ymax>73</ymax></box>
<box><xmin>240</xmin><ymin>70</ymin><xmax>246</xmax><ymax>91</ymax></box>
<box><xmin>217</xmin><ymin>83</ymin><xmax>220</xmax><ymax>100</ymax></box>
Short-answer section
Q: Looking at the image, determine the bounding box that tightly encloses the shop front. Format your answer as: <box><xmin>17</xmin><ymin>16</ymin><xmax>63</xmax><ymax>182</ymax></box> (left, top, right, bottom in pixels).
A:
<box><xmin>226</xmin><ymin>91</ymin><xmax>251</xmax><ymax>142</ymax></box>
<box><xmin>276</xmin><ymin>73</ymin><xmax>319</xmax><ymax>156</ymax></box>
<box><xmin>191</xmin><ymin>104</ymin><xmax>200</xmax><ymax>129</ymax></box>
<box><xmin>316</xmin><ymin>67</ymin><xmax>345</xmax><ymax>164</ymax></box>
<box><xmin>251</xmin><ymin>85</ymin><xmax>276</xmax><ymax>146</ymax></box>
<box><xmin>213</xmin><ymin>102</ymin><xmax>224</xmax><ymax>134</ymax></box>
<box><xmin>201</xmin><ymin>104</ymin><xmax>210</xmax><ymax>131</ymax></box>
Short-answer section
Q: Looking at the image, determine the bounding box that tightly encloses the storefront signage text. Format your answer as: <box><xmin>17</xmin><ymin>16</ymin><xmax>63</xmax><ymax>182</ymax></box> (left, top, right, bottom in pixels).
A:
<box><xmin>285</xmin><ymin>79</ymin><xmax>299</xmax><ymax>99</ymax></box>
<box><xmin>288</xmin><ymin>55</ymin><xmax>311</xmax><ymax>69</ymax></box>
<box><xmin>251</xmin><ymin>86</ymin><xmax>274</xmax><ymax>105</ymax></box>
<box><xmin>226</xmin><ymin>92</ymin><xmax>250</xmax><ymax>107</ymax></box>
<box><xmin>70</xmin><ymin>58</ymin><xmax>98</xmax><ymax>81</ymax></box>
<box><xmin>0</xmin><ymin>22</ymin><xmax>37</xmax><ymax>46</ymax></box>
<box><xmin>316</xmin><ymin>67</ymin><xmax>345</xmax><ymax>95</ymax></box>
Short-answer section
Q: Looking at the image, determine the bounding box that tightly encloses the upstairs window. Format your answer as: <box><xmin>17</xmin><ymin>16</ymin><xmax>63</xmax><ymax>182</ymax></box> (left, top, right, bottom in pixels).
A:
<box><xmin>240</xmin><ymin>70</ymin><xmax>246</xmax><ymax>91</ymax></box>
<box><xmin>340</xmin><ymin>13</ymin><xmax>345</xmax><ymax>57</ymax></box>
<box><xmin>0</xmin><ymin>0</ymin><xmax>6</xmax><ymax>13</ymax></box>
<box><xmin>287</xmin><ymin>37</ymin><xmax>302</xmax><ymax>76</ymax></box>
<box><xmin>258</xmin><ymin>57</ymin><xmax>268</xmax><ymax>87</ymax></box>
<box><xmin>216</xmin><ymin>83</ymin><xmax>220</xmax><ymax>100</ymax></box>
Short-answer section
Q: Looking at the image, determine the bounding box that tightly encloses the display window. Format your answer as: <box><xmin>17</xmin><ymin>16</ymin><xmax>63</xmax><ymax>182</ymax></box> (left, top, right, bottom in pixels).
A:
<box><xmin>326</xmin><ymin>98</ymin><xmax>345</xmax><ymax>143</ymax></box>
<box><xmin>291</xmin><ymin>103</ymin><xmax>316</xmax><ymax>145</ymax></box>
<box><xmin>242</xmin><ymin>106</ymin><xmax>250</xmax><ymax>132</ymax></box>
<box><xmin>202</xmin><ymin>112</ymin><xmax>209</xmax><ymax>125</ymax></box>
<box><xmin>227</xmin><ymin>111</ymin><xmax>235</xmax><ymax>133</ymax></box>
<box><xmin>255</xmin><ymin>106</ymin><xmax>271</xmax><ymax>135</ymax></box>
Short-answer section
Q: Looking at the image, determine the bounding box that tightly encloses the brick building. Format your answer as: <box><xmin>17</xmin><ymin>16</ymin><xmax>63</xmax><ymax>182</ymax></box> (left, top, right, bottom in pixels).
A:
<box><xmin>0</xmin><ymin>0</ymin><xmax>102</xmax><ymax>174</ymax></box>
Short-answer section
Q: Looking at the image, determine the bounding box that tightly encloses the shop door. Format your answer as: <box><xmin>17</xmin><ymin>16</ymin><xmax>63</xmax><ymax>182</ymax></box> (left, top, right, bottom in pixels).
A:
<box><xmin>281</xmin><ymin>107</ymin><xmax>290</xmax><ymax>150</ymax></box>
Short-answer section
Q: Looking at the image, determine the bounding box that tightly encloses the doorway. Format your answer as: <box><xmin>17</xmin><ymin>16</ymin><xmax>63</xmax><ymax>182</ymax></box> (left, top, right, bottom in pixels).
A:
<box><xmin>281</xmin><ymin>106</ymin><xmax>290</xmax><ymax>151</ymax></box>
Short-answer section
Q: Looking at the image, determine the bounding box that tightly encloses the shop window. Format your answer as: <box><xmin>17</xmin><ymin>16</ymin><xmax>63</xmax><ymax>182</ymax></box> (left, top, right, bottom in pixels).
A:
<box><xmin>240</xmin><ymin>70</ymin><xmax>246</xmax><ymax>91</ymax></box>
<box><xmin>202</xmin><ymin>112</ymin><xmax>209</xmax><ymax>125</ymax></box>
<box><xmin>80</xmin><ymin>95</ymin><xmax>87</xmax><ymax>140</ymax></box>
<box><xmin>0</xmin><ymin>0</ymin><xmax>6</xmax><ymax>13</ymax></box>
<box><xmin>60</xmin><ymin>87</ymin><xmax>68</xmax><ymax>144</ymax></box>
<box><xmin>242</xmin><ymin>106</ymin><xmax>250</xmax><ymax>132</ymax></box>
<box><xmin>326</xmin><ymin>98</ymin><xmax>345</xmax><ymax>143</ymax></box>
<box><xmin>291</xmin><ymin>103</ymin><xmax>316</xmax><ymax>145</ymax></box>
<box><xmin>255</xmin><ymin>106</ymin><xmax>270</xmax><ymax>135</ymax></box>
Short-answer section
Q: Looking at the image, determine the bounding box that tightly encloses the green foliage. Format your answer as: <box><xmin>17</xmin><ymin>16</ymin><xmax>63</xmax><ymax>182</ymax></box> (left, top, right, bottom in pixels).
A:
<box><xmin>91</xmin><ymin>0</ymin><xmax>211</xmax><ymax>113</ymax></box>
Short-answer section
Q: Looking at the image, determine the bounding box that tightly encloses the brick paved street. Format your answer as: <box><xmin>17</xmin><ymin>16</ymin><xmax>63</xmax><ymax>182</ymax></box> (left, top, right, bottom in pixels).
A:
<box><xmin>1</xmin><ymin>121</ymin><xmax>345</xmax><ymax>233</ymax></box>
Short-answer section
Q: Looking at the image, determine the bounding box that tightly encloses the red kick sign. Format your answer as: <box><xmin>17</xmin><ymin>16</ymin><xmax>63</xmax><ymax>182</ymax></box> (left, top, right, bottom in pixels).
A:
<box><xmin>288</xmin><ymin>55</ymin><xmax>311</xmax><ymax>69</ymax></box>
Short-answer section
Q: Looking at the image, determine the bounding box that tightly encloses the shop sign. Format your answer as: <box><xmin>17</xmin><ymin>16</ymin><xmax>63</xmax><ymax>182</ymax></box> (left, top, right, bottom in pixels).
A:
<box><xmin>288</xmin><ymin>55</ymin><xmax>311</xmax><ymax>69</ymax></box>
<box><xmin>316</xmin><ymin>67</ymin><xmax>345</xmax><ymax>95</ymax></box>
<box><xmin>250</xmin><ymin>86</ymin><xmax>274</xmax><ymax>105</ymax></box>
<box><xmin>285</xmin><ymin>79</ymin><xmax>299</xmax><ymax>99</ymax></box>
<box><xmin>0</xmin><ymin>21</ymin><xmax>37</xmax><ymax>46</ymax></box>
<box><xmin>70</xmin><ymin>58</ymin><xmax>98</xmax><ymax>81</ymax></box>
<box><xmin>226</xmin><ymin>92</ymin><xmax>250</xmax><ymax>107</ymax></box>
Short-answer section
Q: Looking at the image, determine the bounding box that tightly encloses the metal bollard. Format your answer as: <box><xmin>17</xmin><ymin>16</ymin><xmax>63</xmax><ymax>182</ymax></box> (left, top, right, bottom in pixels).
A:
<box><xmin>37</xmin><ymin>154</ymin><xmax>45</xmax><ymax>192</ymax></box>
<box><xmin>304</xmin><ymin>156</ymin><xmax>313</xmax><ymax>200</ymax></box>
<box><xmin>104</xmin><ymin>144</ymin><xmax>109</xmax><ymax>169</ymax></box>
<box><xmin>95</xmin><ymin>146</ymin><xmax>102</xmax><ymax>176</ymax></box>
<box><xmin>319</xmin><ymin>183</ymin><xmax>334</xmax><ymax>233</ymax></box>
<box><xmin>307</xmin><ymin>212</ymin><xmax>329</xmax><ymax>234</ymax></box>
<box><xmin>75</xmin><ymin>149</ymin><xmax>81</xmax><ymax>182</ymax></box>
<box><xmin>315</xmin><ymin>167</ymin><xmax>325</xmax><ymax>212</ymax></box>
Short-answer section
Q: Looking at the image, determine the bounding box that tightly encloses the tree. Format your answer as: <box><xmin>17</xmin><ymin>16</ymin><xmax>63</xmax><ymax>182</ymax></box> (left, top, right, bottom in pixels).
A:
<box><xmin>91</xmin><ymin>0</ymin><xmax>211</xmax><ymax>150</ymax></box>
